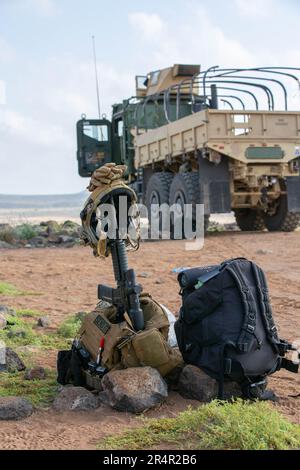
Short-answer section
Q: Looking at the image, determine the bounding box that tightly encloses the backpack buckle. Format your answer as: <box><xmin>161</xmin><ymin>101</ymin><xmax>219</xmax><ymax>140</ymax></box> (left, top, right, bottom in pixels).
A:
<box><xmin>238</xmin><ymin>342</ymin><xmax>249</xmax><ymax>352</ymax></box>
<box><xmin>246</xmin><ymin>324</ymin><xmax>255</xmax><ymax>334</ymax></box>
<box><xmin>270</xmin><ymin>325</ymin><xmax>277</xmax><ymax>336</ymax></box>
<box><xmin>241</xmin><ymin>286</ymin><xmax>250</xmax><ymax>293</ymax></box>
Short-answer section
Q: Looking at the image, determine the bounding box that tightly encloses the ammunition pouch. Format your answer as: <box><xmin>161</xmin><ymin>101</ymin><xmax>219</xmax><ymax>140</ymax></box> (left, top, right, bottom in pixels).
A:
<box><xmin>78</xmin><ymin>293</ymin><xmax>183</xmax><ymax>377</ymax></box>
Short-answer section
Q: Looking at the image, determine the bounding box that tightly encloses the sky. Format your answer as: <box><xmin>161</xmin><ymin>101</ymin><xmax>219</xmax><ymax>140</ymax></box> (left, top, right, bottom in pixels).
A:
<box><xmin>0</xmin><ymin>0</ymin><xmax>300</xmax><ymax>195</ymax></box>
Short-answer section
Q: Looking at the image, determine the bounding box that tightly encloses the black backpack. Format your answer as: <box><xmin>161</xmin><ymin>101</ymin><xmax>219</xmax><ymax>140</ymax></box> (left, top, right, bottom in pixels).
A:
<box><xmin>174</xmin><ymin>258</ymin><xmax>299</xmax><ymax>399</ymax></box>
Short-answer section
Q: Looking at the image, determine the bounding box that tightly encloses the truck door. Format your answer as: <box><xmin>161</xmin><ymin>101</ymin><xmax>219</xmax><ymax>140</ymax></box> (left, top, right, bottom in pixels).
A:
<box><xmin>76</xmin><ymin>118</ymin><xmax>112</xmax><ymax>177</ymax></box>
<box><xmin>112</xmin><ymin>115</ymin><xmax>125</xmax><ymax>164</ymax></box>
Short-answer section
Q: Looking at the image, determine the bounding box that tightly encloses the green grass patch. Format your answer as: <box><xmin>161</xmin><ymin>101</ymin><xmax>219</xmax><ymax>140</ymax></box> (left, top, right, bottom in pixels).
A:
<box><xmin>0</xmin><ymin>326</ymin><xmax>70</xmax><ymax>350</ymax></box>
<box><xmin>0</xmin><ymin>309</ymin><xmax>82</xmax><ymax>353</ymax></box>
<box><xmin>100</xmin><ymin>400</ymin><xmax>300</xmax><ymax>451</ymax></box>
<box><xmin>0</xmin><ymin>311</ymin><xmax>70</xmax><ymax>350</ymax></box>
<box><xmin>16</xmin><ymin>308</ymin><xmax>41</xmax><ymax>318</ymax></box>
<box><xmin>0</xmin><ymin>281</ymin><xmax>26</xmax><ymax>296</ymax></box>
<box><xmin>0</xmin><ymin>369</ymin><xmax>58</xmax><ymax>407</ymax></box>
<box><xmin>0</xmin><ymin>281</ymin><xmax>42</xmax><ymax>297</ymax></box>
<box><xmin>57</xmin><ymin>315</ymin><xmax>82</xmax><ymax>338</ymax></box>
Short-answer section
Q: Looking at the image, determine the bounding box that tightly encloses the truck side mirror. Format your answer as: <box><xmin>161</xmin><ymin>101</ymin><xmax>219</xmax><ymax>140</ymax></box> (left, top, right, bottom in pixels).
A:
<box><xmin>76</xmin><ymin>118</ymin><xmax>112</xmax><ymax>177</ymax></box>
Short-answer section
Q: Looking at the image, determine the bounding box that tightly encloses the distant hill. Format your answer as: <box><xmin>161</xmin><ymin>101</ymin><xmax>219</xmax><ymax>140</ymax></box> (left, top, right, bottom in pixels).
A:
<box><xmin>0</xmin><ymin>192</ymin><xmax>88</xmax><ymax>209</ymax></box>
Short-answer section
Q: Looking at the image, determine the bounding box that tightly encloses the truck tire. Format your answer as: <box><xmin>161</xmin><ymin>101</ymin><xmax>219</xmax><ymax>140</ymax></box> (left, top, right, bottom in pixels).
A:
<box><xmin>169</xmin><ymin>172</ymin><xmax>209</xmax><ymax>237</ymax></box>
<box><xmin>145</xmin><ymin>172</ymin><xmax>174</xmax><ymax>236</ymax></box>
<box><xmin>263</xmin><ymin>195</ymin><xmax>300</xmax><ymax>232</ymax></box>
<box><xmin>234</xmin><ymin>209</ymin><xmax>266</xmax><ymax>232</ymax></box>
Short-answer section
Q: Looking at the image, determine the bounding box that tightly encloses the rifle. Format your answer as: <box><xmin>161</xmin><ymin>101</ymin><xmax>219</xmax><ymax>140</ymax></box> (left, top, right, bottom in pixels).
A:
<box><xmin>98</xmin><ymin>234</ymin><xmax>144</xmax><ymax>332</ymax></box>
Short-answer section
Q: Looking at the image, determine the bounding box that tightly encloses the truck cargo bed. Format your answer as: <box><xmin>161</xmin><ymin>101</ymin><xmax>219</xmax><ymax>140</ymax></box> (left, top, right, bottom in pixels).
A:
<box><xmin>134</xmin><ymin>109</ymin><xmax>300</xmax><ymax>166</ymax></box>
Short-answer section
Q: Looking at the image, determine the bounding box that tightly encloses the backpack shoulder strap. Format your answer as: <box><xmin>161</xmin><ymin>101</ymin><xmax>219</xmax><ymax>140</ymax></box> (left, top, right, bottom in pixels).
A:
<box><xmin>251</xmin><ymin>263</ymin><xmax>299</xmax><ymax>375</ymax></box>
<box><xmin>225</xmin><ymin>260</ymin><xmax>257</xmax><ymax>352</ymax></box>
<box><xmin>251</xmin><ymin>263</ymin><xmax>279</xmax><ymax>341</ymax></box>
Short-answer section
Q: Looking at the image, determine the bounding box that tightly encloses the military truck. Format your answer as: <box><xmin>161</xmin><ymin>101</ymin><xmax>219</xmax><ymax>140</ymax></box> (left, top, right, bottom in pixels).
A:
<box><xmin>77</xmin><ymin>64</ymin><xmax>300</xmax><ymax>232</ymax></box>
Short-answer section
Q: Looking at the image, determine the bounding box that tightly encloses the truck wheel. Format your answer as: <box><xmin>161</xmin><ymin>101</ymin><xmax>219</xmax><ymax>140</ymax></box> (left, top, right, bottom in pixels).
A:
<box><xmin>145</xmin><ymin>172</ymin><xmax>174</xmax><ymax>236</ymax></box>
<box><xmin>234</xmin><ymin>209</ymin><xmax>266</xmax><ymax>231</ymax></box>
<box><xmin>263</xmin><ymin>196</ymin><xmax>300</xmax><ymax>232</ymax></box>
<box><xmin>169</xmin><ymin>172</ymin><xmax>209</xmax><ymax>237</ymax></box>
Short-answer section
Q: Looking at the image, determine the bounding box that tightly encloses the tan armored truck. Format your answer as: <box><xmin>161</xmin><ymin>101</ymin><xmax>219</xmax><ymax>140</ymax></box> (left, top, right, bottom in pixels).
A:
<box><xmin>77</xmin><ymin>64</ymin><xmax>300</xmax><ymax>232</ymax></box>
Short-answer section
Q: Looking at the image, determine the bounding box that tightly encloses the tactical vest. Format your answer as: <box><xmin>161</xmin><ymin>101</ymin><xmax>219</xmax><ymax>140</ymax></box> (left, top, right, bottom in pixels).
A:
<box><xmin>78</xmin><ymin>293</ymin><xmax>183</xmax><ymax>377</ymax></box>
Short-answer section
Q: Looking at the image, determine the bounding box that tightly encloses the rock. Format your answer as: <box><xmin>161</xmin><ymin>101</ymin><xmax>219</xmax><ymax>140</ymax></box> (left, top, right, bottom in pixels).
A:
<box><xmin>62</xmin><ymin>220</ymin><xmax>80</xmax><ymax>230</ymax></box>
<box><xmin>28</xmin><ymin>236</ymin><xmax>47</xmax><ymax>248</ymax></box>
<box><xmin>0</xmin><ymin>397</ymin><xmax>33</xmax><ymax>420</ymax></box>
<box><xmin>24</xmin><ymin>367</ymin><xmax>46</xmax><ymax>380</ymax></box>
<box><xmin>0</xmin><ymin>305</ymin><xmax>16</xmax><ymax>317</ymax></box>
<box><xmin>53</xmin><ymin>386</ymin><xmax>100</xmax><ymax>411</ymax></box>
<box><xmin>178</xmin><ymin>365</ymin><xmax>242</xmax><ymax>402</ymax></box>
<box><xmin>37</xmin><ymin>316</ymin><xmax>50</xmax><ymax>328</ymax></box>
<box><xmin>0</xmin><ymin>314</ymin><xmax>7</xmax><ymax>330</ymax></box>
<box><xmin>58</xmin><ymin>235</ymin><xmax>76</xmax><ymax>245</ymax></box>
<box><xmin>164</xmin><ymin>364</ymin><xmax>185</xmax><ymax>389</ymax></box>
<box><xmin>98</xmin><ymin>390</ymin><xmax>110</xmax><ymax>406</ymax></box>
<box><xmin>47</xmin><ymin>233</ymin><xmax>61</xmax><ymax>244</ymax></box>
<box><xmin>155</xmin><ymin>278</ymin><xmax>164</xmax><ymax>285</ymax></box>
<box><xmin>101</xmin><ymin>367</ymin><xmax>168</xmax><ymax>413</ymax></box>
<box><xmin>40</xmin><ymin>220</ymin><xmax>60</xmax><ymax>233</ymax></box>
<box><xmin>0</xmin><ymin>347</ymin><xmax>26</xmax><ymax>373</ymax></box>
<box><xmin>178</xmin><ymin>365</ymin><xmax>218</xmax><ymax>402</ymax></box>
<box><xmin>70</xmin><ymin>230</ymin><xmax>81</xmax><ymax>238</ymax></box>
<box><xmin>256</xmin><ymin>249</ymin><xmax>273</xmax><ymax>255</ymax></box>
<box><xmin>0</xmin><ymin>241</ymin><xmax>14</xmax><ymax>249</ymax></box>
<box><xmin>7</xmin><ymin>329</ymin><xmax>27</xmax><ymax>339</ymax></box>
<box><xmin>222</xmin><ymin>381</ymin><xmax>243</xmax><ymax>400</ymax></box>
<box><xmin>139</xmin><ymin>272</ymin><xmax>150</xmax><ymax>278</ymax></box>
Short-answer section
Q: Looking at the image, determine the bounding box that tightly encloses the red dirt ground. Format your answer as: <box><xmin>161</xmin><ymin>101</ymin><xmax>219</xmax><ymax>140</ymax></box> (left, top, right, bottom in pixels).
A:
<box><xmin>0</xmin><ymin>231</ymin><xmax>299</xmax><ymax>449</ymax></box>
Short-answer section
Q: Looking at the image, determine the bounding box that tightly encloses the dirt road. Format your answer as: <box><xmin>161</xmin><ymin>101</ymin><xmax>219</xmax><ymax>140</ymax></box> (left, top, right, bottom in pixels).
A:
<box><xmin>0</xmin><ymin>231</ymin><xmax>299</xmax><ymax>449</ymax></box>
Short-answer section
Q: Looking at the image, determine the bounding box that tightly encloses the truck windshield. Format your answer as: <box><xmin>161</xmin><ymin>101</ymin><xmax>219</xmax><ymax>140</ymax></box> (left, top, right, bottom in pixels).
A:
<box><xmin>83</xmin><ymin>124</ymin><xmax>108</xmax><ymax>142</ymax></box>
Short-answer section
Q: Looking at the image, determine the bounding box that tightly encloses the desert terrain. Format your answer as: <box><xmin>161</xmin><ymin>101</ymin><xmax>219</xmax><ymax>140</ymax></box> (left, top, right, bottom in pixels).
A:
<box><xmin>0</xmin><ymin>230</ymin><xmax>299</xmax><ymax>449</ymax></box>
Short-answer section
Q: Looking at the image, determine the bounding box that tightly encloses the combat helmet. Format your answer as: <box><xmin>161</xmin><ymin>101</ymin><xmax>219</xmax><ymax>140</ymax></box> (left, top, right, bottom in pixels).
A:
<box><xmin>80</xmin><ymin>163</ymin><xmax>140</xmax><ymax>257</ymax></box>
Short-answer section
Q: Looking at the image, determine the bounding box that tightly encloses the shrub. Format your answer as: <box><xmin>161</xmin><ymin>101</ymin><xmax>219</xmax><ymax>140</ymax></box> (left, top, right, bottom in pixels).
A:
<box><xmin>14</xmin><ymin>224</ymin><xmax>37</xmax><ymax>241</ymax></box>
<box><xmin>57</xmin><ymin>315</ymin><xmax>82</xmax><ymax>338</ymax></box>
<box><xmin>100</xmin><ymin>400</ymin><xmax>300</xmax><ymax>451</ymax></box>
<box><xmin>0</xmin><ymin>225</ymin><xmax>15</xmax><ymax>244</ymax></box>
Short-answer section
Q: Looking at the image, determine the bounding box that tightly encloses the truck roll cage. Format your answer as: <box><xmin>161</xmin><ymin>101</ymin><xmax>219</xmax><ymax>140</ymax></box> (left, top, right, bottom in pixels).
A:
<box><xmin>133</xmin><ymin>66</ymin><xmax>300</xmax><ymax>132</ymax></box>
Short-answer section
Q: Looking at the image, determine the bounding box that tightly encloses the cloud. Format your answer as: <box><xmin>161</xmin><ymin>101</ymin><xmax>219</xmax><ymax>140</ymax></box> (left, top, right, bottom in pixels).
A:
<box><xmin>0</xmin><ymin>53</ymin><xmax>135</xmax><ymax>194</ymax></box>
<box><xmin>128</xmin><ymin>7</ymin><xmax>256</xmax><ymax>70</ymax></box>
<box><xmin>0</xmin><ymin>109</ymin><xmax>67</xmax><ymax>148</ymax></box>
<box><xmin>0</xmin><ymin>37</ymin><xmax>15</xmax><ymax>63</ymax></box>
<box><xmin>234</xmin><ymin>0</ymin><xmax>276</xmax><ymax>18</ymax></box>
<box><xmin>128</xmin><ymin>12</ymin><xmax>165</xmax><ymax>40</ymax></box>
<box><xmin>28</xmin><ymin>0</ymin><xmax>58</xmax><ymax>16</ymax></box>
<box><xmin>127</xmin><ymin>7</ymin><xmax>300</xmax><ymax>110</ymax></box>
<box><xmin>0</xmin><ymin>80</ymin><xmax>6</xmax><ymax>105</ymax></box>
<box><xmin>2</xmin><ymin>0</ymin><xmax>59</xmax><ymax>17</ymax></box>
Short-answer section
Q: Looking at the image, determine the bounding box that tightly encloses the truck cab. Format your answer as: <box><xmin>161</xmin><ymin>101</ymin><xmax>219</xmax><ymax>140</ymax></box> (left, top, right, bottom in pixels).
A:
<box><xmin>76</xmin><ymin>118</ymin><xmax>112</xmax><ymax>177</ymax></box>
